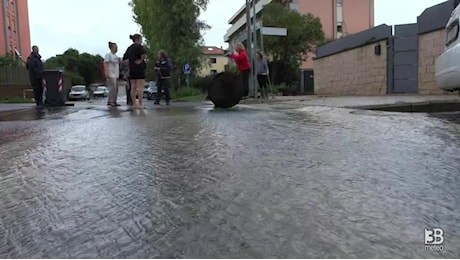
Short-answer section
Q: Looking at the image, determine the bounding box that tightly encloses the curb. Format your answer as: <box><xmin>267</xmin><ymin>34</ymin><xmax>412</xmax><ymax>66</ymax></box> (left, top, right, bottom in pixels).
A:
<box><xmin>347</xmin><ymin>100</ymin><xmax>460</xmax><ymax>113</ymax></box>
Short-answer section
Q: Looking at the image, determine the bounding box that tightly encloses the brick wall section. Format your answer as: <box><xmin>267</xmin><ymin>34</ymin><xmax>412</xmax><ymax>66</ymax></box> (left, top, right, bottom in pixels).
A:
<box><xmin>418</xmin><ymin>29</ymin><xmax>454</xmax><ymax>95</ymax></box>
<box><xmin>314</xmin><ymin>40</ymin><xmax>388</xmax><ymax>95</ymax></box>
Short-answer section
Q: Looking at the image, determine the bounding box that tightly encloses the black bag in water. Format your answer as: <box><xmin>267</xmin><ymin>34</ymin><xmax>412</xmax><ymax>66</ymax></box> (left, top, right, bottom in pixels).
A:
<box><xmin>208</xmin><ymin>72</ymin><xmax>243</xmax><ymax>108</ymax></box>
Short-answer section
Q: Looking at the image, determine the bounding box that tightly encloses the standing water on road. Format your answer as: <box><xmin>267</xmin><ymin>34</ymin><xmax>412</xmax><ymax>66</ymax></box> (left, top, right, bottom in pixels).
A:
<box><xmin>0</xmin><ymin>105</ymin><xmax>459</xmax><ymax>258</ymax></box>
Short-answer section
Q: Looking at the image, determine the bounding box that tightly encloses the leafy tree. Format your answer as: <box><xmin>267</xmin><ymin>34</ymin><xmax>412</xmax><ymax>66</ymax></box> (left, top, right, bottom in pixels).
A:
<box><xmin>271</xmin><ymin>0</ymin><xmax>291</xmax><ymax>7</ymax></box>
<box><xmin>0</xmin><ymin>53</ymin><xmax>23</xmax><ymax>67</ymax></box>
<box><xmin>44</xmin><ymin>48</ymin><xmax>103</xmax><ymax>86</ymax></box>
<box><xmin>130</xmin><ymin>0</ymin><xmax>210</xmax><ymax>88</ymax></box>
<box><xmin>78</xmin><ymin>53</ymin><xmax>104</xmax><ymax>86</ymax></box>
<box><xmin>262</xmin><ymin>1</ymin><xmax>325</xmax><ymax>85</ymax></box>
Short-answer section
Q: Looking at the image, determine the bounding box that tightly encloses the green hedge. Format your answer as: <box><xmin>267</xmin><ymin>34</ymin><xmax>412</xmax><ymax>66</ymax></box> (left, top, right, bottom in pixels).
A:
<box><xmin>171</xmin><ymin>87</ymin><xmax>204</xmax><ymax>102</ymax></box>
<box><xmin>0</xmin><ymin>96</ymin><xmax>34</xmax><ymax>103</ymax></box>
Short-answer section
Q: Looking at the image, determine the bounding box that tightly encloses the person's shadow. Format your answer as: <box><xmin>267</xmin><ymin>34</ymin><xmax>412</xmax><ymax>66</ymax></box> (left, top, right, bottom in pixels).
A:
<box><xmin>108</xmin><ymin>106</ymin><xmax>123</xmax><ymax>118</ymax></box>
<box><xmin>129</xmin><ymin>108</ymin><xmax>147</xmax><ymax>117</ymax></box>
<box><xmin>33</xmin><ymin>107</ymin><xmax>46</xmax><ymax>120</ymax></box>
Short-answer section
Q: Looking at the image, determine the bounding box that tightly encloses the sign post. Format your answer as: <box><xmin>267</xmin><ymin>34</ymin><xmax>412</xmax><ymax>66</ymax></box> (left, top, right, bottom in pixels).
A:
<box><xmin>184</xmin><ymin>63</ymin><xmax>191</xmax><ymax>88</ymax></box>
<box><xmin>258</xmin><ymin>25</ymin><xmax>288</xmax><ymax>99</ymax></box>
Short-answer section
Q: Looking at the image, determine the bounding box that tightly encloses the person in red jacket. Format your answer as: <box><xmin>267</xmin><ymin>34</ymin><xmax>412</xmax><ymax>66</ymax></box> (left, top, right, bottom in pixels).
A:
<box><xmin>230</xmin><ymin>42</ymin><xmax>251</xmax><ymax>97</ymax></box>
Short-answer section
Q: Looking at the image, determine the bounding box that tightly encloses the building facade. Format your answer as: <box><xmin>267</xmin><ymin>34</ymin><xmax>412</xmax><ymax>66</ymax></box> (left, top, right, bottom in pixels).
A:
<box><xmin>0</xmin><ymin>0</ymin><xmax>31</xmax><ymax>58</ymax></box>
<box><xmin>224</xmin><ymin>0</ymin><xmax>374</xmax><ymax>69</ymax></box>
<box><xmin>198</xmin><ymin>46</ymin><xmax>229</xmax><ymax>77</ymax></box>
<box><xmin>314</xmin><ymin>0</ymin><xmax>459</xmax><ymax>96</ymax></box>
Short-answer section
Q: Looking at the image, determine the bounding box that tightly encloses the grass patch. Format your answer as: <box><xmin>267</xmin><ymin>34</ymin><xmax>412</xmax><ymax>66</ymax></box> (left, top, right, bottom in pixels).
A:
<box><xmin>0</xmin><ymin>97</ymin><xmax>34</xmax><ymax>104</ymax></box>
<box><xmin>171</xmin><ymin>87</ymin><xmax>205</xmax><ymax>102</ymax></box>
<box><xmin>173</xmin><ymin>95</ymin><xmax>205</xmax><ymax>102</ymax></box>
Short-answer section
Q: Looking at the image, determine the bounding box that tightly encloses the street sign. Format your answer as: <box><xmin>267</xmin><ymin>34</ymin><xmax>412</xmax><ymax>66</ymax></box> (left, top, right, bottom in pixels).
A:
<box><xmin>184</xmin><ymin>64</ymin><xmax>191</xmax><ymax>74</ymax></box>
<box><xmin>260</xmin><ymin>27</ymin><xmax>288</xmax><ymax>36</ymax></box>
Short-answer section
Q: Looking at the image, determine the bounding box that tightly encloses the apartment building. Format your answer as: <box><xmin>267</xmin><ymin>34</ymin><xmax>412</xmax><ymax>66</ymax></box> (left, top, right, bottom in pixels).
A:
<box><xmin>0</xmin><ymin>0</ymin><xmax>31</xmax><ymax>58</ymax></box>
<box><xmin>198</xmin><ymin>46</ymin><xmax>229</xmax><ymax>77</ymax></box>
<box><xmin>224</xmin><ymin>0</ymin><xmax>374</xmax><ymax>69</ymax></box>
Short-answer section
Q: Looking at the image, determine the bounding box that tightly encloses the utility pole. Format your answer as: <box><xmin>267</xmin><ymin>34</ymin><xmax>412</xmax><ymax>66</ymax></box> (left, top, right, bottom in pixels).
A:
<box><xmin>245</xmin><ymin>0</ymin><xmax>253</xmax><ymax>97</ymax></box>
<box><xmin>252</xmin><ymin>0</ymin><xmax>258</xmax><ymax>99</ymax></box>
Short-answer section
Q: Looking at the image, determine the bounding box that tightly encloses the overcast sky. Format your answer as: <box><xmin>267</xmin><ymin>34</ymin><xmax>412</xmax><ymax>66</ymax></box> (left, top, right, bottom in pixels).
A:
<box><xmin>28</xmin><ymin>0</ymin><xmax>446</xmax><ymax>60</ymax></box>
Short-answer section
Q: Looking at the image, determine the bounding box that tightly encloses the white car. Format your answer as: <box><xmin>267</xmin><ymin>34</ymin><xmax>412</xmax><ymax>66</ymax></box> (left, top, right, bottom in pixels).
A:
<box><xmin>69</xmin><ymin>85</ymin><xmax>90</xmax><ymax>101</ymax></box>
<box><xmin>435</xmin><ymin>5</ymin><xmax>460</xmax><ymax>94</ymax></box>
<box><xmin>93</xmin><ymin>86</ymin><xmax>109</xmax><ymax>98</ymax></box>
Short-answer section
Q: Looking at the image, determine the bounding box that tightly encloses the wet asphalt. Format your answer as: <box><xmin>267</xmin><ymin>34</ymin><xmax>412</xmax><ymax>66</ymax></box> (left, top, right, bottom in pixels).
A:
<box><xmin>0</xmin><ymin>96</ymin><xmax>459</xmax><ymax>258</ymax></box>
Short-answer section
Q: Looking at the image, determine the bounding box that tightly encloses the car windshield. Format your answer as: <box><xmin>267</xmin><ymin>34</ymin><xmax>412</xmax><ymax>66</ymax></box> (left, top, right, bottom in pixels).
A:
<box><xmin>96</xmin><ymin>87</ymin><xmax>106</xmax><ymax>91</ymax></box>
<box><xmin>72</xmin><ymin>87</ymin><xmax>85</xmax><ymax>91</ymax></box>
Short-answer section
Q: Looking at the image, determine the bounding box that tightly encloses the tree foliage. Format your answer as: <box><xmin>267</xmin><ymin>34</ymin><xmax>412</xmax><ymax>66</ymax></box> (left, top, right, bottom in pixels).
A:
<box><xmin>0</xmin><ymin>53</ymin><xmax>23</xmax><ymax>67</ymax></box>
<box><xmin>130</xmin><ymin>0</ymin><xmax>210</xmax><ymax>88</ymax></box>
<box><xmin>262</xmin><ymin>2</ymin><xmax>325</xmax><ymax>85</ymax></box>
<box><xmin>44</xmin><ymin>48</ymin><xmax>103</xmax><ymax>86</ymax></box>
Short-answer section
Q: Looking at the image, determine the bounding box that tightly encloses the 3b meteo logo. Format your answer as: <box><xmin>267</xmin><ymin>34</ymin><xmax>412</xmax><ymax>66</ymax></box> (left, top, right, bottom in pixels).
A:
<box><xmin>425</xmin><ymin>228</ymin><xmax>444</xmax><ymax>252</ymax></box>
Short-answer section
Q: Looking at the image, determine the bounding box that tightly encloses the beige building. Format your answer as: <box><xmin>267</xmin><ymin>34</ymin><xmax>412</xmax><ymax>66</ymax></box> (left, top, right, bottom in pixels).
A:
<box><xmin>198</xmin><ymin>46</ymin><xmax>228</xmax><ymax>77</ymax></box>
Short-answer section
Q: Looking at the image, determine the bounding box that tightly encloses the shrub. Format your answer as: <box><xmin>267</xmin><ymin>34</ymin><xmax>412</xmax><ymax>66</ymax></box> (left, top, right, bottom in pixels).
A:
<box><xmin>191</xmin><ymin>75</ymin><xmax>213</xmax><ymax>93</ymax></box>
<box><xmin>268</xmin><ymin>60</ymin><xmax>299</xmax><ymax>86</ymax></box>
<box><xmin>271</xmin><ymin>83</ymin><xmax>288</xmax><ymax>93</ymax></box>
<box><xmin>0</xmin><ymin>54</ymin><xmax>22</xmax><ymax>67</ymax></box>
<box><xmin>171</xmin><ymin>86</ymin><xmax>202</xmax><ymax>99</ymax></box>
<box><xmin>225</xmin><ymin>65</ymin><xmax>239</xmax><ymax>74</ymax></box>
<box><xmin>0</xmin><ymin>96</ymin><xmax>34</xmax><ymax>103</ymax></box>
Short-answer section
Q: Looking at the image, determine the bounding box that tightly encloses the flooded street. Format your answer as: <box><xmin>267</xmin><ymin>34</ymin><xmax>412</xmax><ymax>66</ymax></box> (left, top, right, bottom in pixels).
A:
<box><xmin>0</xmin><ymin>103</ymin><xmax>459</xmax><ymax>258</ymax></box>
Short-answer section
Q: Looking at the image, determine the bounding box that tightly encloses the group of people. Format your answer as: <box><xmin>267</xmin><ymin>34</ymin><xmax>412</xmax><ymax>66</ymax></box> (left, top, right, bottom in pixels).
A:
<box><xmin>25</xmin><ymin>36</ymin><xmax>268</xmax><ymax>109</ymax></box>
<box><xmin>105</xmin><ymin>33</ymin><xmax>173</xmax><ymax>108</ymax></box>
<box><xmin>228</xmin><ymin>42</ymin><xmax>270</xmax><ymax>99</ymax></box>
<box><xmin>25</xmin><ymin>33</ymin><xmax>173</xmax><ymax>109</ymax></box>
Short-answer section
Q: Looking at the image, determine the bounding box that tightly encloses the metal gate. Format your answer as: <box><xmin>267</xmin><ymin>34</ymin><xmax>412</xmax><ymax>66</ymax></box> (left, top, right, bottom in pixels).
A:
<box><xmin>301</xmin><ymin>70</ymin><xmax>314</xmax><ymax>95</ymax></box>
<box><xmin>391</xmin><ymin>23</ymin><xmax>419</xmax><ymax>93</ymax></box>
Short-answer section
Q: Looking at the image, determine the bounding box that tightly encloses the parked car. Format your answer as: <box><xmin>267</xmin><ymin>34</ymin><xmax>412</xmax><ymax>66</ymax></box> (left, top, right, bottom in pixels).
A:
<box><xmin>146</xmin><ymin>81</ymin><xmax>157</xmax><ymax>100</ymax></box>
<box><xmin>135</xmin><ymin>81</ymin><xmax>157</xmax><ymax>99</ymax></box>
<box><xmin>93</xmin><ymin>86</ymin><xmax>109</xmax><ymax>98</ymax></box>
<box><xmin>144</xmin><ymin>81</ymin><xmax>166</xmax><ymax>100</ymax></box>
<box><xmin>435</xmin><ymin>4</ymin><xmax>460</xmax><ymax>95</ymax></box>
<box><xmin>69</xmin><ymin>85</ymin><xmax>90</xmax><ymax>101</ymax></box>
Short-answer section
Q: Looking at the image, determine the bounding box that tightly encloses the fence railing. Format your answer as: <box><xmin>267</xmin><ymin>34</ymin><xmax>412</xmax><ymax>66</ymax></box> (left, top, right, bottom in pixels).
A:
<box><xmin>0</xmin><ymin>66</ymin><xmax>30</xmax><ymax>84</ymax></box>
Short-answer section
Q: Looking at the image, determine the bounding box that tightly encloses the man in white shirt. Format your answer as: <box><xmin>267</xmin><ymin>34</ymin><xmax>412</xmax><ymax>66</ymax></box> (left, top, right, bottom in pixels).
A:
<box><xmin>104</xmin><ymin>42</ymin><xmax>120</xmax><ymax>106</ymax></box>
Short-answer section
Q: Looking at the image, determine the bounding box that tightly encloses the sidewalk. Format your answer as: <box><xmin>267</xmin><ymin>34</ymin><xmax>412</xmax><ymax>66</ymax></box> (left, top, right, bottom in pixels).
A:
<box><xmin>239</xmin><ymin>95</ymin><xmax>460</xmax><ymax>110</ymax></box>
<box><xmin>0</xmin><ymin>103</ymin><xmax>35</xmax><ymax>112</ymax></box>
<box><xmin>1</xmin><ymin>95</ymin><xmax>459</xmax><ymax>114</ymax></box>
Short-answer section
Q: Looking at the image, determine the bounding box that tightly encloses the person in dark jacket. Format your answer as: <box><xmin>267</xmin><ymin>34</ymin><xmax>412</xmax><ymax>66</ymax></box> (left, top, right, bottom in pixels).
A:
<box><xmin>154</xmin><ymin>50</ymin><xmax>173</xmax><ymax>105</ymax></box>
<box><xmin>26</xmin><ymin>46</ymin><xmax>44</xmax><ymax>107</ymax></box>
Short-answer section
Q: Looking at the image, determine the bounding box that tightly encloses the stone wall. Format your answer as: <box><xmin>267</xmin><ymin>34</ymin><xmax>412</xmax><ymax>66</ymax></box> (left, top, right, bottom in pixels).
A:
<box><xmin>418</xmin><ymin>29</ymin><xmax>453</xmax><ymax>94</ymax></box>
<box><xmin>314</xmin><ymin>40</ymin><xmax>388</xmax><ymax>95</ymax></box>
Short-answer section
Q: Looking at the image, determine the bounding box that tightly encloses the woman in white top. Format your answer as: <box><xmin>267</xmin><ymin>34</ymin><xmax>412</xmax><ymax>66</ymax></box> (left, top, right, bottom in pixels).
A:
<box><xmin>104</xmin><ymin>42</ymin><xmax>120</xmax><ymax>106</ymax></box>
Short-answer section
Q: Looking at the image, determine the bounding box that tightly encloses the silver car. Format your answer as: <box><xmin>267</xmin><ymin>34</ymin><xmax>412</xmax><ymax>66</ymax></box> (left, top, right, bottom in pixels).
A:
<box><xmin>93</xmin><ymin>86</ymin><xmax>109</xmax><ymax>98</ymax></box>
<box><xmin>69</xmin><ymin>85</ymin><xmax>90</xmax><ymax>101</ymax></box>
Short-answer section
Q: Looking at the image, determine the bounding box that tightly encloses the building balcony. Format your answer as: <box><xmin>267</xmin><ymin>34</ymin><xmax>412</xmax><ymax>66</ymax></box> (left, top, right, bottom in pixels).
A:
<box><xmin>224</xmin><ymin>0</ymin><xmax>270</xmax><ymax>42</ymax></box>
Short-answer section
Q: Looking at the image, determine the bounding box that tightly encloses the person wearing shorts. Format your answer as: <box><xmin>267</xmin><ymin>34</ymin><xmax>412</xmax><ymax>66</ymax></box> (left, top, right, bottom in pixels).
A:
<box><xmin>123</xmin><ymin>34</ymin><xmax>147</xmax><ymax>109</ymax></box>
